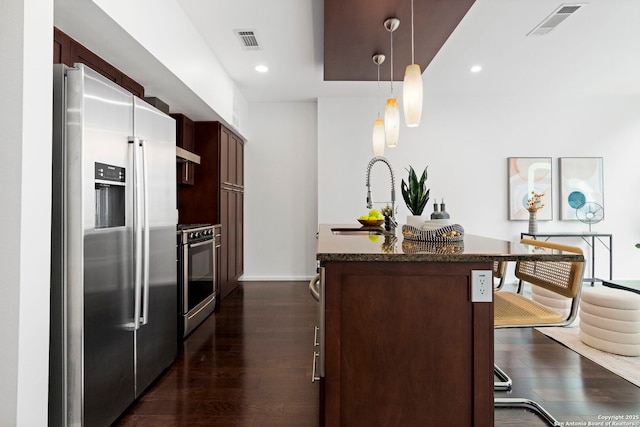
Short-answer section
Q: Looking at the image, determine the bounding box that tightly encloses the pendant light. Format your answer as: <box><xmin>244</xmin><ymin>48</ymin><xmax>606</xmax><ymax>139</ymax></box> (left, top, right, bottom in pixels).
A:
<box><xmin>403</xmin><ymin>0</ymin><xmax>423</xmax><ymax>127</ymax></box>
<box><xmin>372</xmin><ymin>54</ymin><xmax>386</xmax><ymax>157</ymax></box>
<box><xmin>384</xmin><ymin>18</ymin><xmax>400</xmax><ymax>147</ymax></box>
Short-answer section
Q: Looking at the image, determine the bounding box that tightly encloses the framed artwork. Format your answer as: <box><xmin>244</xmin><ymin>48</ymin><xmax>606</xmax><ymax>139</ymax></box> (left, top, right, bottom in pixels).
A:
<box><xmin>508</xmin><ymin>157</ymin><xmax>552</xmax><ymax>220</ymax></box>
<box><xmin>559</xmin><ymin>157</ymin><xmax>604</xmax><ymax>220</ymax></box>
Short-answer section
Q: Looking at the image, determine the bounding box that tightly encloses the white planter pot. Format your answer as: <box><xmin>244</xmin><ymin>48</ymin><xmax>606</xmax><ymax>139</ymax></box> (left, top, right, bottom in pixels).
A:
<box><xmin>406</xmin><ymin>215</ymin><xmax>424</xmax><ymax>227</ymax></box>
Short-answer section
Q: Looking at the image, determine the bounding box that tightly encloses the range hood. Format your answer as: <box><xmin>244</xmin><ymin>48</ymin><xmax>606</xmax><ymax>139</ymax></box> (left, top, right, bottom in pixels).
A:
<box><xmin>176</xmin><ymin>146</ymin><xmax>200</xmax><ymax>164</ymax></box>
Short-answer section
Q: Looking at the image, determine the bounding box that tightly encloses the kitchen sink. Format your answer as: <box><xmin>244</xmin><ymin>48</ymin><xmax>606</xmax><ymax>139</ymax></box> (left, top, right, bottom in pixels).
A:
<box><xmin>331</xmin><ymin>227</ymin><xmax>385</xmax><ymax>236</ymax></box>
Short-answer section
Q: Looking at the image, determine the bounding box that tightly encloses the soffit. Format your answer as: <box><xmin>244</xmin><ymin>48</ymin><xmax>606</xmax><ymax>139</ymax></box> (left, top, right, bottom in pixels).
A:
<box><xmin>324</xmin><ymin>0</ymin><xmax>476</xmax><ymax>81</ymax></box>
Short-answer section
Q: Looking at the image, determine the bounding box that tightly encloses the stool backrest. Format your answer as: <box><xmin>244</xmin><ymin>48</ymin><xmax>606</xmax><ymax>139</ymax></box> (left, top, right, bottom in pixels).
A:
<box><xmin>515</xmin><ymin>239</ymin><xmax>584</xmax><ymax>299</ymax></box>
<box><xmin>493</xmin><ymin>261</ymin><xmax>506</xmax><ymax>280</ymax></box>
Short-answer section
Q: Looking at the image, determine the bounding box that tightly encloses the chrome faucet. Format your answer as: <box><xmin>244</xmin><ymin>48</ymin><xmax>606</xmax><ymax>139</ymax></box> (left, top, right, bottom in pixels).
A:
<box><xmin>365</xmin><ymin>156</ymin><xmax>397</xmax><ymax>226</ymax></box>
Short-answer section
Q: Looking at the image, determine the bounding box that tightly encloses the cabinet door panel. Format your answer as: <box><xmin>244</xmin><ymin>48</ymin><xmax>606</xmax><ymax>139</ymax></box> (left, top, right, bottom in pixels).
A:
<box><xmin>119</xmin><ymin>75</ymin><xmax>145</xmax><ymax>99</ymax></box>
<box><xmin>235</xmin><ymin>137</ymin><xmax>244</xmax><ymax>187</ymax></box>
<box><xmin>220</xmin><ymin>128</ymin><xmax>230</xmax><ymax>185</ymax></box>
<box><xmin>171</xmin><ymin>114</ymin><xmax>195</xmax><ymax>151</ymax></box>
<box><xmin>228</xmin><ymin>190</ymin><xmax>237</xmax><ymax>280</ymax></box>
<box><xmin>70</xmin><ymin>42</ymin><xmax>120</xmax><ymax>84</ymax></box>
<box><xmin>53</xmin><ymin>28</ymin><xmax>71</xmax><ymax>65</ymax></box>
<box><xmin>228</xmin><ymin>134</ymin><xmax>237</xmax><ymax>185</ymax></box>
<box><xmin>220</xmin><ymin>189</ymin><xmax>230</xmax><ymax>286</ymax></box>
<box><xmin>236</xmin><ymin>191</ymin><xmax>243</xmax><ymax>276</ymax></box>
<box><xmin>220</xmin><ymin>188</ymin><xmax>239</xmax><ymax>299</ymax></box>
<box><xmin>215</xmin><ymin>228</ymin><xmax>222</xmax><ymax>299</ymax></box>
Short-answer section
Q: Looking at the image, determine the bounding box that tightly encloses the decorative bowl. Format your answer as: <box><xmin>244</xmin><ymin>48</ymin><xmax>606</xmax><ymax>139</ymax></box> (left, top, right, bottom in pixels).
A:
<box><xmin>358</xmin><ymin>219</ymin><xmax>384</xmax><ymax>227</ymax></box>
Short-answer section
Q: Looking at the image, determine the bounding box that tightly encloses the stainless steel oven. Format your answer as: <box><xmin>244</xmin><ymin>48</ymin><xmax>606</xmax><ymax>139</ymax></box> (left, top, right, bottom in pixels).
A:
<box><xmin>177</xmin><ymin>224</ymin><xmax>221</xmax><ymax>338</ymax></box>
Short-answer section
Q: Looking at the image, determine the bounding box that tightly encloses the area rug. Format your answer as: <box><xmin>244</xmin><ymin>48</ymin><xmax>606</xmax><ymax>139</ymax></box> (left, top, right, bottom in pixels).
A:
<box><xmin>536</xmin><ymin>325</ymin><xmax>640</xmax><ymax>388</ymax></box>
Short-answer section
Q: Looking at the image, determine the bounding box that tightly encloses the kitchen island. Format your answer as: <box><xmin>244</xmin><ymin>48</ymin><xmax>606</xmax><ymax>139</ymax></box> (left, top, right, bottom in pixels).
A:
<box><xmin>314</xmin><ymin>224</ymin><xmax>583</xmax><ymax>427</ymax></box>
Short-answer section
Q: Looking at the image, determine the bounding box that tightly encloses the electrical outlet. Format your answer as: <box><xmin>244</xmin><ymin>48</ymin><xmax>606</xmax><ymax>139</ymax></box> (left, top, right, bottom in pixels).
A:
<box><xmin>471</xmin><ymin>270</ymin><xmax>493</xmax><ymax>302</ymax></box>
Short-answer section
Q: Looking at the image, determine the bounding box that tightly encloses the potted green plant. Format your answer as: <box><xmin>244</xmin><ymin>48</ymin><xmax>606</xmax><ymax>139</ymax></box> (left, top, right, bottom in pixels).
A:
<box><xmin>401</xmin><ymin>166</ymin><xmax>430</xmax><ymax>226</ymax></box>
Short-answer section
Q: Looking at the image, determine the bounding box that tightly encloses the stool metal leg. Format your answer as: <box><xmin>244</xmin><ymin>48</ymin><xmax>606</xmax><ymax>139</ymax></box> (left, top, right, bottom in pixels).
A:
<box><xmin>494</xmin><ymin>364</ymin><xmax>512</xmax><ymax>391</ymax></box>
<box><xmin>495</xmin><ymin>397</ymin><xmax>561</xmax><ymax>426</ymax></box>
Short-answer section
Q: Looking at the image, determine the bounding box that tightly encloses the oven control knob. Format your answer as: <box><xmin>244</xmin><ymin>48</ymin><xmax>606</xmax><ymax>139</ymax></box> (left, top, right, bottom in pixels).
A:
<box><xmin>188</xmin><ymin>232</ymin><xmax>195</xmax><ymax>239</ymax></box>
<box><xmin>194</xmin><ymin>232</ymin><xmax>201</xmax><ymax>238</ymax></box>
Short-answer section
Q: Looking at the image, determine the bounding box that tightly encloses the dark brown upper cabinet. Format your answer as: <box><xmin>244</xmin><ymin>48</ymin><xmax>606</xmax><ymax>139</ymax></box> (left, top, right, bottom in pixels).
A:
<box><xmin>53</xmin><ymin>27</ymin><xmax>144</xmax><ymax>98</ymax></box>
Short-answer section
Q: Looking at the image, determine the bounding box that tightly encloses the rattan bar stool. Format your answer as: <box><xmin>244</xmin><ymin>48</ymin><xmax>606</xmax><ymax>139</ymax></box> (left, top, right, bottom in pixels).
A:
<box><xmin>494</xmin><ymin>238</ymin><xmax>585</xmax><ymax>427</ymax></box>
<box><xmin>493</xmin><ymin>260</ymin><xmax>507</xmax><ymax>290</ymax></box>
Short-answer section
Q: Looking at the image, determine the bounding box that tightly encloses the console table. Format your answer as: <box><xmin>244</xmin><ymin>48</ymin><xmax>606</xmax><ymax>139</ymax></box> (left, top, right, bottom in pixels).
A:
<box><xmin>521</xmin><ymin>232</ymin><xmax>612</xmax><ymax>283</ymax></box>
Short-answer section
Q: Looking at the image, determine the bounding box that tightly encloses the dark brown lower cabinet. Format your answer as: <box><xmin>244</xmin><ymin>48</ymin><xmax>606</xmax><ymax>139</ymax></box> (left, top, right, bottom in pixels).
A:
<box><xmin>321</xmin><ymin>261</ymin><xmax>494</xmax><ymax>427</ymax></box>
<box><xmin>220</xmin><ymin>187</ymin><xmax>243</xmax><ymax>299</ymax></box>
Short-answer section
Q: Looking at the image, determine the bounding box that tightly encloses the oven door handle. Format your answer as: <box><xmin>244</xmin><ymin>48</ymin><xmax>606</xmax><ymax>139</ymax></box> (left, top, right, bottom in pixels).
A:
<box><xmin>189</xmin><ymin>239</ymin><xmax>214</xmax><ymax>249</ymax></box>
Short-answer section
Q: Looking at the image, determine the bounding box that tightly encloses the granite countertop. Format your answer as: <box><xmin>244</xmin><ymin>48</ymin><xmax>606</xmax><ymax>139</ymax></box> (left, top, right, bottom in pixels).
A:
<box><xmin>316</xmin><ymin>224</ymin><xmax>585</xmax><ymax>263</ymax></box>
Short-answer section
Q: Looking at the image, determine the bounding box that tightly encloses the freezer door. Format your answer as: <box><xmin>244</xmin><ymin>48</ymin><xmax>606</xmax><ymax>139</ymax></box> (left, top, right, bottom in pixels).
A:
<box><xmin>66</xmin><ymin>64</ymin><xmax>136</xmax><ymax>427</ymax></box>
<box><xmin>132</xmin><ymin>97</ymin><xmax>178</xmax><ymax>396</ymax></box>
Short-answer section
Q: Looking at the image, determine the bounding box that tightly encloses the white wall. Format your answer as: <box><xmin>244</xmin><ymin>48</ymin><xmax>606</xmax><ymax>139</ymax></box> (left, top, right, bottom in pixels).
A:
<box><xmin>241</xmin><ymin>89</ymin><xmax>640</xmax><ymax>281</ymax></box>
<box><xmin>243</xmin><ymin>102</ymin><xmax>318</xmax><ymax>280</ymax></box>
<box><xmin>317</xmin><ymin>92</ymin><xmax>640</xmax><ymax>279</ymax></box>
<box><xmin>0</xmin><ymin>0</ymin><xmax>53</xmax><ymax>425</ymax></box>
<box><xmin>90</xmin><ymin>0</ymin><xmax>248</xmax><ymax>137</ymax></box>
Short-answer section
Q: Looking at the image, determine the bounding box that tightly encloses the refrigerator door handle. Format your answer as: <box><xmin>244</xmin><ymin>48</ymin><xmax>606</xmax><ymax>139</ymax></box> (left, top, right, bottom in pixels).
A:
<box><xmin>130</xmin><ymin>137</ymin><xmax>143</xmax><ymax>330</ymax></box>
<box><xmin>140</xmin><ymin>139</ymin><xmax>150</xmax><ymax>326</ymax></box>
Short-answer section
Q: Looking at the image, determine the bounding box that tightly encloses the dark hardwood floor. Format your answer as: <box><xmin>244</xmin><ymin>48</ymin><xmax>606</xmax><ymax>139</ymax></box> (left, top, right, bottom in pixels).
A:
<box><xmin>116</xmin><ymin>281</ymin><xmax>640</xmax><ymax>427</ymax></box>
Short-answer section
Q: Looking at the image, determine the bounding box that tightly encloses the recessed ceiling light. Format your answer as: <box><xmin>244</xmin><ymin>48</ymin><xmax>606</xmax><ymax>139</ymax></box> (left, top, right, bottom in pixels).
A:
<box><xmin>470</xmin><ymin>65</ymin><xmax>482</xmax><ymax>73</ymax></box>
<box><xmin>255</xmin><ymin>65</ymin><xmax>269</xmax><ymax>73</ymax></box>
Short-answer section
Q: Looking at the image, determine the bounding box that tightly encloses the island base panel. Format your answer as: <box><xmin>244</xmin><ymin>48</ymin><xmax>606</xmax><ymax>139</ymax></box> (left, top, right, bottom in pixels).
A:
<box><xmin>322</xmin><ymin>261</ymin><xmax>494</xmax><ymax>427</ymax></box>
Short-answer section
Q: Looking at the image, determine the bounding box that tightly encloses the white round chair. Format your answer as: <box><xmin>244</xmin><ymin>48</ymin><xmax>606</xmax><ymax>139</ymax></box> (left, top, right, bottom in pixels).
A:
<box><xmin>579</xmin><ymin>286</ymin><xmax>640</xmax><ymax>356</ymax></box>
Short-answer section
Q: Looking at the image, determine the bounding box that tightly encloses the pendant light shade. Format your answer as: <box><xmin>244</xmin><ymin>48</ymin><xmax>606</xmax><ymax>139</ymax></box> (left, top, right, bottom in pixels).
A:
<box><xmin>384</xmin><ymin>98</ymin><xmax>399</xmax><ymax>147</ymax></box>
<box><xmin>384</xmin><ymin>18</ymin><xmax>400</xmax><ymax>147</ymax></box>
<box><xmin>372</xmin><ymin>118</ymin><xmax>385</xmax><ymax>156</ymax></box>
<box><xmin>403</xmin><ymin>0</ymin><xmax>423</xmax><ymax>127</ymax></box>
<box><xmin>403</xmin><ymin>64</ymin><xmax>423</xmax><ymax>127</ymax></box>
<box><xmin>372</xmin><ymin>54</ymin><xmax>386</xmax><ymax>156</ymax></box>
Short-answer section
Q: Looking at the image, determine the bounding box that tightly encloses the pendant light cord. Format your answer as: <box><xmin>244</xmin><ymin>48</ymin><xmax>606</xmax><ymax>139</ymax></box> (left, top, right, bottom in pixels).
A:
<box><xmin>411</xmin><ymin>0</ymin><xmax>415</xmax><ymax>64</ymax></box>
<box><xmin>390</xmin><ymin>29</ymin><xmax>394</xmax><ymax>95</ymax></box>
<box><xmin>377</xmin><ymin>63</ymin><xmax>381</xmax><ymax>118</ymax></box>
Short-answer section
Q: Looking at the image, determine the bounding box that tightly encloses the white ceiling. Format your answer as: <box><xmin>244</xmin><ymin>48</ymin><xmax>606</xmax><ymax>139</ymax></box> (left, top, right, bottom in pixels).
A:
<box><xmin>176</xmin><ymin>0</ymin><xmax>640</xmax><ymax>103</ymax></box>
<box><xmin>54</xmin><ymin>0</ymin><xmax>640</xmax><ymax>115</ymax></box>
<box><xmin>176</xmin><ymin>0</ymin><xmax>329</xmax><ymax>103</ymax></box>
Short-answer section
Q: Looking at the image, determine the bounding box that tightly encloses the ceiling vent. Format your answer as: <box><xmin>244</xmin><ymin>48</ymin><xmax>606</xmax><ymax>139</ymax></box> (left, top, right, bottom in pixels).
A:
<box><xmin>527</xmin><ymin>4</ymin><xmax>582</xmax><ymax>36</ymax></box>
<box><xmin>234</xmin><ymin>29</ymin><xmax>261</xmax><ymax>50</ymax></box>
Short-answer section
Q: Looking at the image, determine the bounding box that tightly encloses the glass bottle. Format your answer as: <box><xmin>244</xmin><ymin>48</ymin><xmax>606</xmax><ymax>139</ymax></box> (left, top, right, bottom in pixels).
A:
<box><xmin>440</xmin><ymin>200</ymin><xmax>450</xmax><ymax>219</ymax></box>
<box><xmin>431</xmin><ymin>202</ymin><xmax>443</xmax><ymax>220</ymax></box>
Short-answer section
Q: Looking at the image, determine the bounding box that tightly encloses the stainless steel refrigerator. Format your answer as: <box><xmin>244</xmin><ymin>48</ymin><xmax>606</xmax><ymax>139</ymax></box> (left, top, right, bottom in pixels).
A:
<box><xmin>50</xmin><ymin>64</ymin><xmax>177</xmax><ymax>426</ymax></box>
